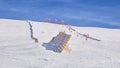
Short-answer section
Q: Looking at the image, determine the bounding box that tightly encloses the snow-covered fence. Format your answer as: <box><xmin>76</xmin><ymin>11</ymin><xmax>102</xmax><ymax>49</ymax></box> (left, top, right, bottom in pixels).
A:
<box><xmin>67</xmin><ymin>25</ymin><xmax>101</xmax><ymax>41</ymax></box>
<box><xmin>44</xmin><ymin>18</ymin><xmax>51</xmax><ymax>23</ymax></box>
<box><xmin>43</xmin><ymin>32</ymin><xmax>71</xmax><ymax>53</ymax></box>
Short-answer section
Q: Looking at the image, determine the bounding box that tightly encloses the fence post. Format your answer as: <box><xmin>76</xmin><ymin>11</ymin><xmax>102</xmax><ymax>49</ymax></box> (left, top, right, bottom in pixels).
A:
<box><xmin>44</xmin><ymin>18</ymin><xmax>51</xmax><ymax>23</ymax></box>
<box><xmin>85</xmin><ymin>34</ymin><xmax>89</xmax><ymax>40</ymax></box>
<box><xmin>54</xmin><ymin>19</ymin><xmax>58</xmax><ymax>24</ymax></box>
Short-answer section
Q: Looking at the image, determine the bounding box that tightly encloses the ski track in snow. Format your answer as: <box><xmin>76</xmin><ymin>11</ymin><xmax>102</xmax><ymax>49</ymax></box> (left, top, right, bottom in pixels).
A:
<box><xmin>0</xmin><ymin>19</ymin><xmax>120</xmax><ymax>68</ymax></box>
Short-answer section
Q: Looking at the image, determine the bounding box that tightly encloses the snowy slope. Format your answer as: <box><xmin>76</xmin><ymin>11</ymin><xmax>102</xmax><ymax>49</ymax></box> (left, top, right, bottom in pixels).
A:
<box><xmin>0</xmin><ymin>19</ymin><xmax>120</xmax><ymax>68</ymax></box>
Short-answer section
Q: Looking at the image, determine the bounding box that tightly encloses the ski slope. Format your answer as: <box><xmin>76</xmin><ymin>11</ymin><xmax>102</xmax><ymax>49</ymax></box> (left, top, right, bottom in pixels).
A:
<box><xmin>0</xmin><ymin>19</ymin><xmax>120</xmax><ymax>68</ymax></box>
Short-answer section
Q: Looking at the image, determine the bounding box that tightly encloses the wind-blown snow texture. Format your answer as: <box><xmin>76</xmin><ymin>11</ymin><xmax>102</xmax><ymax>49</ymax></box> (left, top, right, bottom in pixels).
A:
<box><xmin>0</xmin><ymin>19</ymin><xmax>120</xmax><ymax>68</ymax></box>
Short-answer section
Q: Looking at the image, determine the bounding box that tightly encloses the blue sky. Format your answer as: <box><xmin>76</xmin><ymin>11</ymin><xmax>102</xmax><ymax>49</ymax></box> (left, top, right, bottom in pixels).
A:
<box><xmin>0</xmin><ymin>0</ymin><xmax>120</xmax><ymax>28</ymax></box>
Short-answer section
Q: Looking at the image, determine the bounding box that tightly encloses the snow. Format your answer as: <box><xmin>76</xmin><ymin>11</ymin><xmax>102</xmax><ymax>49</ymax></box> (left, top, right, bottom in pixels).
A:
<box><xmin>0</xmin><ymin>19</ymin><xmax>120</xmax><ymax>68</ymax></box>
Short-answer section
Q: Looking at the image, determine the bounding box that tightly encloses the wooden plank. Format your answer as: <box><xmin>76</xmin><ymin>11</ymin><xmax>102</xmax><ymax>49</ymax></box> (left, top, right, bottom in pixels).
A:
<box><xmin>50</xmin><ymin>32</ymin><xmax>71</xmax><ymax>52</ymax></box>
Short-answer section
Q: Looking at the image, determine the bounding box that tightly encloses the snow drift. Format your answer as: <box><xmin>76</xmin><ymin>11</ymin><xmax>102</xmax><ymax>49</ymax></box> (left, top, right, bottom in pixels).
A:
<box><xmin>0</xmin><ymin>19</ymin><xmax>120</xmax><ymax>68</ymax></box>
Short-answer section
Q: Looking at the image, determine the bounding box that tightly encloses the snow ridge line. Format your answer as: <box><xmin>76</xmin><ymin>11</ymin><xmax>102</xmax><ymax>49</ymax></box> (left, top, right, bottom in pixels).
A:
<box><xmin>27</xmin><ymin>20</ymin><xmax>39</xmax><ymax>43</ymax></box>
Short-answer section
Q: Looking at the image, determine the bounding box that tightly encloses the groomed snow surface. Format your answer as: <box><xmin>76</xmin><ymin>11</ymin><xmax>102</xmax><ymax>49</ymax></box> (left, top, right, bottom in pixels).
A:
<box><xmin>0</xmin><ymin>19</ymin><xmax>120</xmax><ymax>68</ymax></box>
